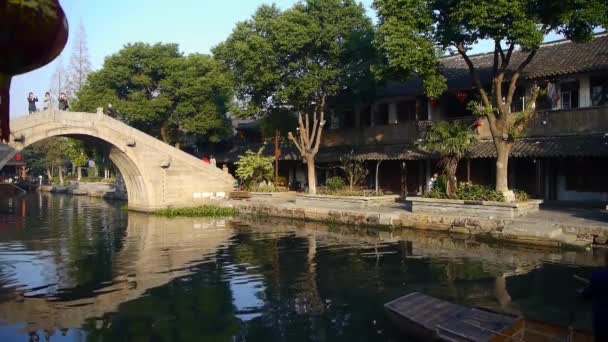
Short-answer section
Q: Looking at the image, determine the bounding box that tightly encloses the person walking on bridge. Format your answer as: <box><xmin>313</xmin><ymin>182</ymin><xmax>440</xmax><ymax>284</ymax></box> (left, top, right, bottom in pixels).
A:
<box><xmin>27</xmin><ymin>93</ymin><xmax>38</xmax><ymax>114</ymax></box>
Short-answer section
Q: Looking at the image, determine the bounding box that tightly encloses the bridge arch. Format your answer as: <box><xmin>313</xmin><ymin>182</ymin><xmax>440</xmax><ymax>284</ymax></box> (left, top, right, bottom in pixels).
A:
<box><xmin>1</xmin><ymin>110</ymin><xmax>235</xmax><ymax>211</ymax></box>
<box><xmin>10</xmin><ymin>127</ymin><xmax>154</xmax><ymax>207</ymax></box>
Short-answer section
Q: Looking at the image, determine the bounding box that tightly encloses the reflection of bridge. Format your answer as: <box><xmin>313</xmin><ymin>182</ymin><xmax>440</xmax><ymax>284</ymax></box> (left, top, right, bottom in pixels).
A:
<box><xmin>0</xmin><ymin>110</ymin><xmax>235</xmax><ymax>211</ymax></box>
<box><xmin>0</xmin><ymin>213</ymin><xmax>234</xmax><ymax>331</ymax></box>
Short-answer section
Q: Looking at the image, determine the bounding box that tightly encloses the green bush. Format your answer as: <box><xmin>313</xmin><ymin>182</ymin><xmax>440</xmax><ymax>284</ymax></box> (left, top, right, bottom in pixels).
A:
<box><xmin>455</xmin><ymin>183</ymin><xmax>504</xmax><ymax>202</ymax></box>
<box><xmin>326</xmin><ymin>176</ymin><xmax>346</xmax><ymax>191</ymax></box>
<box><xmin>250</xmin><ymin>184</ymin><xmax>289</xmax><ymax>193</ymax></box>
<box><xmin>317</xmin><ymin>187</ymin><xmax>383</xmax><ymax>196</ymax></box>
<box><xmin>235</xmin><ymin>148</ymin><xmax>275</xmax><ymax>190</ymax></box>
<box><xmin>426</xmin><ymin>181</ymin><xmax>504</xmax><ymax>202</ymax></box>
<box><xmin>154</xmin><ymin>206</ymin><xmax>239</xmax><ymax>217</ymax></box>
<box><xmin>514</xmin><ymin>189</ymin><xmax>529</xmax><ymax>202</ymax></box>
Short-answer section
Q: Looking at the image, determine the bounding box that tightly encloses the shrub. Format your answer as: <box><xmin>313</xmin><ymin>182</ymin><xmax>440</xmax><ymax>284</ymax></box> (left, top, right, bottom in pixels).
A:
<box><xmin>514</xmin><ymin>189</ymin><xmax>529</xmax><ymax>202</ymax></box>
<box><xmin>326</xmin><ymin>176</ymin><xmax>346</xmax><ymax>191</ymax></box>
<box><xmin>235</xmin><ymin>147</ymin><xmax>275</xmax><ymax>190</ymax></box>
<box><xmin>426</xmin><ymin>181</ymin><xmax>504</xmax><ymax>202</ymax></box>
<box><xmin>340</xmin><ymin>154</ymin><xmax>368</xmax><ymax>190</ymax></box>
<box><xmin>250</xmin><ymin>184</ymin><xmax>289</xmax><ymax>193</ymax></box>
<box><xmin>455</xmin><ymin>183</ymin><xmax>504</xmax><ymax>202</ymax></box>
<box><xmin>154</xmin><ymin>206</ymin><xmax>239</xmax><ymax>217</ymax></box>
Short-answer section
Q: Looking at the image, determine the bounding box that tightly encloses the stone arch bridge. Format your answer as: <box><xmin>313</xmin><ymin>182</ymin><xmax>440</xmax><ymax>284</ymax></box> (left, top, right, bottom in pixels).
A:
<box><xmin>0</xmin><ymin>110</ymin><xmax>235</xmax><ymax>211</ymax></box>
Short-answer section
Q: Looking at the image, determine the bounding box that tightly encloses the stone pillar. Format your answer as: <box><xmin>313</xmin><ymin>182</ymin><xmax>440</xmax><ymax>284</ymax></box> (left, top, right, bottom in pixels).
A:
<box><xmin>114</xmin><ymin>172</ymin><xmax>127</xmax><ymax>200</ymax></box>
<box><xmin>388</xmin><ymin>102</ymin><xmax>398</xmax><ymax>125</ymax></box>
<box><xmin>370</xmin><ymin>103</ymin><xmax>376</xmax><ymax>127</ymax></box>
<box><xmin>579</xmin><ymin>75</ymin><xmax>591</xmax><ymax>108</ymax></box>
<box><xmin>425</xmin><ymin>160</ymin><xmax>431</xmax><ymax>193</ymax></box>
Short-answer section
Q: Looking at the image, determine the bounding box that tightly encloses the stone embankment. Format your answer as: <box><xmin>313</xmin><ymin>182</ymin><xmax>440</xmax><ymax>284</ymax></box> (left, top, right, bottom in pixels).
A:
<box><xmin>39</xmin><ymin>182</ymin><xmax>127</xmax><ymax>201</ymax></box>
<box><xmin>225</xmin><ymin>196</ymin><xmax>608</xmax><ymax>249</ymax></box>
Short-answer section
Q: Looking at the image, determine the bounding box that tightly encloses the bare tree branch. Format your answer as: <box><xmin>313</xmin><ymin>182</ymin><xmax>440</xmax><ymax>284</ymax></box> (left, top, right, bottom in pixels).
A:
<box><xmin>456</xmin><ymin>43</ymin><xmax>492</xmax><ymax>109</ymax></box>
<box><xmin>505</xmin><ymin>49</ymin><xmax>537</xmax><ymax>110</ymax></box>
<box><xmin>312</xmin><ymin>95</ymin><xmax>326</xmax><ymax>153</ymax></box>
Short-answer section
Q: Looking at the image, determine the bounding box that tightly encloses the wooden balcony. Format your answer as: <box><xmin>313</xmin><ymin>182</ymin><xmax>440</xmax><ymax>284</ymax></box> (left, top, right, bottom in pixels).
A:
<box><xmin>323</xmin><ymin>105</ymin><xmax>608</xmax><ymax>148</ymax></box>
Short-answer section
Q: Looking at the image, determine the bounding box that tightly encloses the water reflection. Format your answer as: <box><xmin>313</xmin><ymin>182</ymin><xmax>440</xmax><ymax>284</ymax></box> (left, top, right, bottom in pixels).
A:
<box><xmin>0</xmin><ymin>194</ymin><xmax>604</xmax><ymax>341</ymax></box>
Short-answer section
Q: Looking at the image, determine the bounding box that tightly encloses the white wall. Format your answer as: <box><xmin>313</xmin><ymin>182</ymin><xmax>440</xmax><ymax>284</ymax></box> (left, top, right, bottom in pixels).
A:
<box><xmin>556</xmin><ymin>173</ymin><xmax>608</xmax><ymax>202</ymax></box>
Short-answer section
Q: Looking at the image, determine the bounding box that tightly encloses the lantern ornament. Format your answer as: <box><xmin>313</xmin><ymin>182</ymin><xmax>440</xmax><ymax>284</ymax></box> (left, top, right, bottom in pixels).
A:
<box><xmin>0</xmin><ymin>1</ymin><xmax>69</xmax><ymax>142</ymax></box>
<box><xmin>474</xmin><ymin>118</ymin><xmax>484</xmax><ymax>128</ymax></box>
<box><xmin>15</xmin><ymin>153</ymin><xmax>22</xmax><ymax>161</ymax></box>
<box><xmin>456</xmin><ymin>90</ymin><xmax>468</xmax><ymax>104</ymax></box>
<box><xmin>430</xmin><ymin>98</ymin><xmax>440</xmax><ymax>109</ymax></box>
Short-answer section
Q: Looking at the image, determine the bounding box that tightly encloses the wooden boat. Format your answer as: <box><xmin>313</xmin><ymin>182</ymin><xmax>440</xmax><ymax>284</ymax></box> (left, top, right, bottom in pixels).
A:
<box><xmin>384</xmin><ymin>292</ymin><xmax>594</xmax><ymax>342</ymax></box>
<box><xmin>0</xmin><ymin>183</ymin><xmax>25</xmax><ymax>195</ymax></box>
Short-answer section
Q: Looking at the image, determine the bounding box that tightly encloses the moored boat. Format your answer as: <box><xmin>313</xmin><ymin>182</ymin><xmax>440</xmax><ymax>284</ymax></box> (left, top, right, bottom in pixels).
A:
<box><xmin>384</xmin><ymin>292</ymin><xmax>593</xmax><ymax>341</ymax></box>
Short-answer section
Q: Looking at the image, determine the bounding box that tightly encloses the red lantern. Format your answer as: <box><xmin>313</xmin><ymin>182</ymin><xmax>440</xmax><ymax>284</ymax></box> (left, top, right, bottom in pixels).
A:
<box><xmin>456</xmin><ymin>91</ymin><xmax>468</xmax><ymax>104</ymax></box>
<box><xmin>0</xmin><ymin>1</ymin><xmax>69</xmax><ymax>142</ymax></box>
<box><xmin>430</xmin><ymin>98</ymin><xmax>440</xmax><ymax>109</ymax></box>
<box><xmin>14</xmin><ymin>153</ymin><xmax>22</xmax><ymax>162</ymax></box>
<box><xmin>474</xmin><ymin>118</ymin><xmax>484</xmax><ymax>128</ymax></box>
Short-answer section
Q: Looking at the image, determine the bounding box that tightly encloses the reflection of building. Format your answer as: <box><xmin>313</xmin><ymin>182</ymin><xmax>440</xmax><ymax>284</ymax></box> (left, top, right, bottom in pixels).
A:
<box><xmin>218</xmin><ymin>34</ymin><xmax>608</xmax><ymax>203</ymax></box>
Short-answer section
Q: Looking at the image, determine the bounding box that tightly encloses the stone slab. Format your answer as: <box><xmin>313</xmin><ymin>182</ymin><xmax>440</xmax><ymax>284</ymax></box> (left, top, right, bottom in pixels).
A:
<box><xmin>408</xmin><ymin>197</ymin><xmax>543</xmax><ymax>219</ymax></box>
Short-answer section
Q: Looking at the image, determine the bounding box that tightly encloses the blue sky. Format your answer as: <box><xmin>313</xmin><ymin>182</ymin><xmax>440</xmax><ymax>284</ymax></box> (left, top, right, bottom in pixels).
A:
<box><xmin>10</xmin><ymin>0</ymin><xmax>558</xmax><ymax>117</ymax></box>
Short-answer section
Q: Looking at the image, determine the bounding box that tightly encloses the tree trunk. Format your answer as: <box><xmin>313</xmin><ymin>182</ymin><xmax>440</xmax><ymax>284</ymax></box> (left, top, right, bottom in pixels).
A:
<box><xmin>495</xmin><ymin>140</ymin><xmax>512</xmax><ymax>193</ymax></box>
<box><xmin>59</xmin><ymin>167</ymin><xmax>65</xmax><ymax>186</ymax></box>
<box><xmin>160</xmin><ymin>124</ymin><xmax>169</xmax><ymax>143</ymax></box>
<box><xmin>445</xmin><ymin>158</ymin><xmax>458</xmax><ymax>196</ymax></box>
<box><xmin>46</xmin><ymin>167</ymin><xmax>53</xmax><ymax>184</ymax></box>
<box><xmin>77</xmin><ymin>167</ymin><xmax>82</xmax><ymax>181</ymax></box>
<box><xmin>305</xmin><ymin>155</ymin><xmax>317</xmax><ymax>194</ymax></box>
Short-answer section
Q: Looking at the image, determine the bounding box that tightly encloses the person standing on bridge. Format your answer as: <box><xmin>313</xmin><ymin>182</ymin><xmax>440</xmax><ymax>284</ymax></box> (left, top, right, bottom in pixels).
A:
<box><xmin>27</xmin><ymin>92</ymin><xmax>38</xmax><ymax>114</ymax></box>
<box><xmin>43</xmin><ymin>92</ymin><xmax>51</xmax><ymax>111</ymax></box>
<box><xmin>58</xmin><ymin>93</ymin><xmax>69</xmax><ymax>111</ymax></box>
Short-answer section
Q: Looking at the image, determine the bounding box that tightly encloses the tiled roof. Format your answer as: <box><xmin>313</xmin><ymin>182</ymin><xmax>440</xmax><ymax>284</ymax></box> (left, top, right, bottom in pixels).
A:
<box><xmin>470</xmin><ymin>135</ymin><xmax>608</xmax><ymax>158</ymax></box>
<box><xmin>216</xmin><ymin>135</ymin><xmax>608</xmax><ymax>163</ymax></box>
<box><xmin>380</xmin><ymin>34</ymin><xmax>608</xmax><ymax>97</ymax></box>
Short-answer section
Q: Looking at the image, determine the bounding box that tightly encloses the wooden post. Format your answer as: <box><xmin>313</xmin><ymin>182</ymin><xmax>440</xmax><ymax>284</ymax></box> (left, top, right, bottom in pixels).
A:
<box><xmin>401</xmin><ymin>161</ymin><xmax>408</xmax><ymax>198</ymax></box>
<box><xmin>467</xmin><ymin>159</ymin><xmax>471</xmax><ymax>183</ymax></box>
<box><xmin>375</xmin><ymin>160</ymin><xmax>383</xmax><ymax>194</ymax></box>
<box><xmin>274</xmin><ymin>129</ymin><xmax>281</xmax><ymax>186</ymax></box>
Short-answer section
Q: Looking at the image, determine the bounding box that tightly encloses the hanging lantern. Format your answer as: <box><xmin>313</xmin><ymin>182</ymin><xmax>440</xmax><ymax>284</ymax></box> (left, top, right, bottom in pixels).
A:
<box><xmin>430</xmin><ymin>98</ymin><xmax>440</xmax><ymax>109</ymax></box>
<box><xmin>14</xmin><ymin>153</ymin><xmax>22</xmax><ymax>161</ymax></box>
<box><xmin>456</xmin><ymin>91</ymin><xmax>468</xmax><ymax>104</ymax></box>
<box><xmin>0</xmin><ymin>1</ymin><xmax>69</xmax><ymax>142</ymax></box>
<box><xmin>474</xmin><ymin>118</ymin><xmax>484</xmax><ymax>128</ymax></box>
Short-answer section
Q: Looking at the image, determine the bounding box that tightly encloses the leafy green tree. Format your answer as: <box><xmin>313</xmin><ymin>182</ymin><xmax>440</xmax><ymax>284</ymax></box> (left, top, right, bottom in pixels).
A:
<box><xmin>26</xmin><ymin>137</ymin><xmax>69</xmax><ymax>185</ymax></box>
<box><xmin>65</xmin><ymin>138</ymin><xmax>89</xmax><ymax>181</ymax></box>
<box><xmin>73</xmin><ymin>43</ymin><xmax>234</xmax><ymax>147</ymax></box>
<box><xmin>422</xmin><ymin>121</ymin><xmax>476</xmax><ymax>196</ymax></box>
<box><xmin>214</xmin><ymin>0</ymin><xmax>376</xmax><ymax>194</ymax></box>
<box><xmin>373</xmin><ymin>0</ymin><xmax>607</xmax><ymax>198</ymax></box>
<box><xmin>161</xmin><ymin>54</ymin><xmax>233</xmax><ymax>144</ymax></box>
<box><xmin>235</xmin><ymin>147</ymin><xmax>275</xmax><ymax>190</ymax></box>
<box><xmin>340</xmin><ymin>153</ymin><xmax>368</xmax><ymax>191</ymax></box>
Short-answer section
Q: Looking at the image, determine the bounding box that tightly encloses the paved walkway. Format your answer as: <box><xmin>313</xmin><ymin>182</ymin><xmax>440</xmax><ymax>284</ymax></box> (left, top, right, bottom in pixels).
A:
<box><xmin>230</xmin><ymin>196</ymin><xmax>608</xmax><ymax>248</ymax></box>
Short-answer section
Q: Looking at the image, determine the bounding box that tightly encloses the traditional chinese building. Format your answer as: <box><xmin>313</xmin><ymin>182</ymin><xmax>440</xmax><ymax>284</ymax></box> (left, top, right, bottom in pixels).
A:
<box><xmin>0</xmin><ymin>152</ymin><xmax>26</xmax><ymax>182</ymax></box>
<box><xmin>218</xmin><ymin>33</ymin><xmax>608</xmax><ymax>203</ymax></box>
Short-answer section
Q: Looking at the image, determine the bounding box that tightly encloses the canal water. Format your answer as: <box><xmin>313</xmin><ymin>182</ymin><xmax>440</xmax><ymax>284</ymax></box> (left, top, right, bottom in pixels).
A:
<box><xmin>0</xmin><ymin>193</ymin><xmax>604</xmax><ymax>341</ymax></box>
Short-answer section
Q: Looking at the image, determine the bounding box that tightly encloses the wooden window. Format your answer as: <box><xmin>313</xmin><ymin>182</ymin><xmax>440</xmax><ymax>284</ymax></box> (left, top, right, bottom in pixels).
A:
<box><xmin>374</xmin><ymin>103</ymin><xmax>389</xmax><ymax>126</ymax></box>
<box><xmin>591</xmin><ymin>77</ymin><xmax>608</xmax><ymax>106</ymax></box>
<box><xmin>397</xmin><ymin>100</ymin><xmax>417</xmax><ymax>123</ymax></box>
